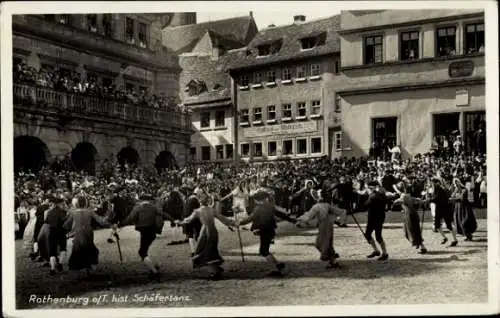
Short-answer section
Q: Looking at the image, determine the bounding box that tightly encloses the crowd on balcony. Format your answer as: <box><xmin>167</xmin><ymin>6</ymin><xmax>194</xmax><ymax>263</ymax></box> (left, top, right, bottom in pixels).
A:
<box><xmin>13</xmin><ymin>61</ymin><xmax>187</xmax><ymax>112</ymax></box>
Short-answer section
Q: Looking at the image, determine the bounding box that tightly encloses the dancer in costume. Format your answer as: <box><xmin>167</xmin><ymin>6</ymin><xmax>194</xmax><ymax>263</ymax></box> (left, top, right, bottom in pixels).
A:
<box><xmin>119</xmin><ymin>193</ymin><xmax>167</xmax><ymax>279</ymax></box>
<box><xmin>393</xmin><ymin>182</ymin><xmax>428</xmax><ymax>254</ymax></box>
<box><xmin>296</xmin><ymin>190</ymin><xmax>342</xmax><ymax>269</ymax></box>
<box><xmin>363</xmin><ymin>181</ymin><xmax>389</xmax><ymax>261</ymax></box>
<box><xmin>64</xmin><ymin>195</ymin><xmax>111</xmax><ymax>274</ymax></box>
<box><xmin>179</xmin><ymin>192</ymin><xmax>235</xmax><ymax>280</ymax></box>
<box><xmin>236</xmin><ymin>191</ymin><xmax>287</xmax><ymax>277</ymax></box>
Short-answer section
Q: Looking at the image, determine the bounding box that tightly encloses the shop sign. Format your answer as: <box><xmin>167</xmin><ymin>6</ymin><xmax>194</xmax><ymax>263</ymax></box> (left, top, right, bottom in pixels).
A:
<box><xmin>243</xmin><ymin>121</ymin><xmax>318</xmax><ymax>138</ymax></box>
<box><xmin>449</xmin><ymin>60</ymin><xmax>474</xmax><ymax>78</ymax></box>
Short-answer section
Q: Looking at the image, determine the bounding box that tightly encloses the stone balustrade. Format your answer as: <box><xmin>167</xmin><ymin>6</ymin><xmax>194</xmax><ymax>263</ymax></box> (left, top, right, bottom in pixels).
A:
<box><xmin>14</xmin><ymin>83</ymin><xmax>192</xmax><ymax>131</ymax></box>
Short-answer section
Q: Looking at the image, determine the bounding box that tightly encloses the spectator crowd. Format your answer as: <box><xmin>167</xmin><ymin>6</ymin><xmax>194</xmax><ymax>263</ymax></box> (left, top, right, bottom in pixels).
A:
<box><xmin>13</xmin><ymin>61</ymin><xmax>186</xmax><ymax>112</ymax></box>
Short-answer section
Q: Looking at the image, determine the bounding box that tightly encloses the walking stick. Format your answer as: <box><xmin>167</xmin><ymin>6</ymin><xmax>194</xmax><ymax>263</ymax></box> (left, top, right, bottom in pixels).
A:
<box><xmin>349</xmin><ymin>212</ymin><xmax>371</xmax><ymax>244</ymax></box>
<box><xmin>420</xmin><ymin>201</ymin><xmax>426</xmax><ymax>236</ymax></box>
<box><xmin>113</xmin><ymin>231</ymin><xmax>123</xmax><ymax>263</ymax></box>
<box><xmin>234</xmin><ymin>208</ymin><xmax>245</xmax><ymax>262</ymax></box>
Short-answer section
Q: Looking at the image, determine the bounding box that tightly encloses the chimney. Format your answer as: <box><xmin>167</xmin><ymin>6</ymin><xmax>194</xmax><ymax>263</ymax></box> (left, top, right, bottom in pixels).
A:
<box><xmin>293</xmin><ymin>15</ymin><xmax>306</xmax><ymax>24</ymax></box>
<box><xmin>249</xmin><ymin>11</ymin><xmax>253</xmax><ymax>18</ymax></box>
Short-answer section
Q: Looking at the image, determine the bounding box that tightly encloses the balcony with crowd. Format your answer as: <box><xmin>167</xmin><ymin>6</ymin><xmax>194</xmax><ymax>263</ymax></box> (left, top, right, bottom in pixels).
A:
<box><xmin>13</xmin><ymin>61</ymin><xmax>191</xmax><ymax>129</ymax></box>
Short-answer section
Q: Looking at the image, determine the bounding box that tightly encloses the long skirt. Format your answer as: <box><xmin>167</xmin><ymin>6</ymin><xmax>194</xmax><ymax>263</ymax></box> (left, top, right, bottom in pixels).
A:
<box><xmin>193</xmin><ymin>225</ymin><xmax>223</xmax><ymax>268</ymax></box>
<box><xmin>37</xmin><ymin>224</ymin><xmax>51</xmax><ymax>261</ymax></box>
<box><xmin>403</xmin><ymin>209</ymin><xmax>423</xmax><ymax>247</ymax></box>
<box><xmin>68</xmin><ymin>242</ymin><xmax>99</xmax><ymax>270</ymax></box>
<box><xmin>316</xmin><ymin>222</ymin><xmax>335</xmax><ymax>261</ymax></box>
<box><xmin>454</xmin><ymin>202</ymin><xmax>477</xmax><ymax>237</ymax></box>
<box><xmin>23</xmin><ymin>217</ymin><xmax>37</xmax><ymax>250</ymax></box>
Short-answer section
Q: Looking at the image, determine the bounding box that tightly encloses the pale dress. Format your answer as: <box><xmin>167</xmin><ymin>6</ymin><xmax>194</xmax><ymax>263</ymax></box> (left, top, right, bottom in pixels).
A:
<box><xmin>23</xmin><ymin>207</ymin><xmax>37</xmax><ymax>250</ymax></box>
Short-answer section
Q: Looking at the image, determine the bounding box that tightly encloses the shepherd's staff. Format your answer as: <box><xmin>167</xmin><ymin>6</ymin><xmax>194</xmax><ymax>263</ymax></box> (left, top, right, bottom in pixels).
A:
<box><xmin>349</xmin><ymin>212</ymin><xmax>370</xmax><ymax>244</ymax></box>
<box><xmin>113</xmin><ymin>229</ymin><xmax>123</xmax><ymax>263</ymax></box>
<box><xmin>230</xmin><ymin>206</ymin><xmax>245</xmax><ymax>262</ymax></box>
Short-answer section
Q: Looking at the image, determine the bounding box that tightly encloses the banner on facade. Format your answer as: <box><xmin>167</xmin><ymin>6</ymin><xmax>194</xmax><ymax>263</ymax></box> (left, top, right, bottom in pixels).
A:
<box><xmin>243</xmin><ymin>121</ymin><xmax>318</xmax><ymax>138</ymax></box>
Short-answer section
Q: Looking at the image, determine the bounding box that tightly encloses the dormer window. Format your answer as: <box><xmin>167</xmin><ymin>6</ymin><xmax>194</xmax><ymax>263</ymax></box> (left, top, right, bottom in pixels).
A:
<box><xmin>258</xmin><ymin>45</ymin><xmax>271</xmax><ymax>56</ymax></box>
<box><xmin>257</xmin><ymin>40</ymin><xmax>282</xmax><ymax>56</ymax></box>
<box><xmin>300</xmin><ymin>32</ymin><xmax>327</xmax><ymax>50</ymax></box>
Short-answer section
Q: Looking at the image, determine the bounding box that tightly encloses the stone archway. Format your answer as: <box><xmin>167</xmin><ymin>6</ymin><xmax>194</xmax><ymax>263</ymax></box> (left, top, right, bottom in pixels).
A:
<box><xmin>155</xmin><ymin>150</ymin><xmax>179</xmax><ymax>172</ymax></box>
<box><xmin>117</xmin><ymin>146</ymin><xmax>140</xmax><ymax>169</ymax></box>
<box><xmin>14</xmin><ymin>136</ymin><xmax>51</xmax><ymax>174</ymax></box>
<box><xmin>71</xmin><ymin>142</ymin><xmax>99</xmax><ymax>175</ymax></box>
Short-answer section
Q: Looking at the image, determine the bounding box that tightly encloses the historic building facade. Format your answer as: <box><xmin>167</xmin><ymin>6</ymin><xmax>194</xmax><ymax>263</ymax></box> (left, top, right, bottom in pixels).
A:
<box><xmin>337</xmin><ymin>10</ymin><xmax>485</xmax><ymax>157</ymax></box>
<box><xmin>163</xmin><ymin>14</ymin><xmax>258</xmax><ymax>163</ymax></box>
<box><xmin>12</xmin><ymin>13</ymin><xmax>193</xmax><ymax>174</ymax></box>
<box><xmin>227</xmin><ymin>15</ymin><xmax>342</xmax><ymax>162</ymax></box>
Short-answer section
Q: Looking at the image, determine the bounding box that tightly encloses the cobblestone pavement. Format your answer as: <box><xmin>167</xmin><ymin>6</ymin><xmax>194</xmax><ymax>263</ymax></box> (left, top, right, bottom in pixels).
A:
<box><xmin>15</xmin><ymin>210</ymin><xmax>488</xmax><ymax>309</ymax></box>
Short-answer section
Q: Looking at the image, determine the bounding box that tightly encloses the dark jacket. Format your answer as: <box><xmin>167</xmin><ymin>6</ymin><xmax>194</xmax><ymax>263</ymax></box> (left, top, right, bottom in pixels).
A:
<box><xmin>249</xmin><ymin>201</ymin><xmax>277</xmax><ymax>232</ymax></box>
<box><xmin>122</xmin><ymin>201</ymin><xmax>164</xmax><ymax>234</ymax></box>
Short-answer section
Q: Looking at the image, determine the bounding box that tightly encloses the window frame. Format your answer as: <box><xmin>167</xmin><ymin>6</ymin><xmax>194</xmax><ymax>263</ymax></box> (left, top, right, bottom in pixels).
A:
<box><xmin>311</xmin><ymin>137</ymin><xmax>322</xmax><ymax>154</ymax></box>
<box><xmin>363</xmin><ymin>34</ymin><xmax>384</xmax><ymax>64</ymax></box>
<box><xmin>215</xmin><ymin>145</ymin><xmax>224</xmax><ymax>160</ymax></box>
<box><xmin>296</xmin><ymin>65</ymin><xmax>307</xmax><ymax>78</ymax></box>
<box><xmin>215</xmin><ymin>110</ymin><xmax>225</xmax><ymax>127</ymax></box>
<box><xmin>296</xmin><ymin>138</ymin><xmax>308</xmax><ymax>155</ymax></box>
<box><xmin>399</xmin><ymin>30</ymin><xmax>420</xmax><ymax>61</ymax></box>
<box><xmin>190</xmin><ymin>147</ymin><xmax>197</xmax><ymax>161</ymax></box>
<box><xmin>225</xmin><ymin>144</ymin><xmax>234</xmax><ymax>160</ymax></box>
<box><xmin>240</xmin><ymin>143</ymin><xmax>250</xmax><ymax>157</ymax></box>
<box><xmin>334</xmin><ymin>132</ymin><xmax>343</xmax><ymax>151</ymax></box>
<box><xmin>254</xmin><ymin>72</ymin><xmax>262</xmax><ymax>84</ymax></box>
<box><xmin>282</xmin><ymin>140</ymin><xmax>294</xmax><ymax>155</ymax></box>
<box><xmin>267</xmin><ymin>105</ymin><xmax>276</xmax><ymax>122</ymax></box>
<box><xmin>240</xmin><ymin>109</ymin><xmax>250</xmax><ymax>125</ymax></box>
<box><xmin>253</xmin><ymin>107</ymin><xmax>263</xmax><ymax>123</ymax></box>
<box><xmin>201</xmin><ymin>146</ymin><xmax>211</xmax><ymax>161</ymax></box>
<box><xmin>138</xmin><ymin>22</ymin><xmax>149</xmax><ymax>48</ymax></box>
<box><xmin>311</xmin><ymin>100</ymin><xmax>322</xmax><ymax>117</ymax></box>
<box><xmin>268</xmin><ymin>141</ymin><xmax>277</xmax><ymax>156</ymax></box>
<box><xmin>125</xmin><ymin>17</ymin><xmax>135</xmax><ymax>44</ymax></box>
<box><xmin>253</xmin><ymin>142</ymin><xmax>263</xmax><ymax>157</ymax></box>
<box><xmin>282</xmin><ymin>103</ymin><xmax>292</xmax><ymax>120</ymax></box>
<box><xmin>310</xmin><ymin>63</ymin><xmax>321</xmax><ymax>76</ymax></box>
<box><xmin>87</xmin><ymin>14</ymin><xmax>98</xmax><ymax>33</ymax></box>
<box><xmin>267</xmin><ymin>70</ymin><xmax>276</xmax><ymax>83</ymax></box>
<box><xmin>464</xmin><ymin>22</ymin><xmax>485</xmax><ymax>55</ymax></box>
<box><xmin>282</xmin><ymin>68</ymin><xmax>292</xmax><ymax>81</ymax></box>
<box><xmin>436</xmin><ymin>26</ymin><xmax>457</xmax><ymax>57</ymax></box>
<box><xmin>297</xmin><ymin>102</ymin><xmax>307</xmax><ymax>118</ymax></box>
<box><xmin>239</xmin><ymin>75</ymin><xmax>249</xmax><ymax>87</ymax></box>
<box><xmin>200</xmin><ymin>111</ymin><xmax>211</xmax><ymax>128</ymax></box>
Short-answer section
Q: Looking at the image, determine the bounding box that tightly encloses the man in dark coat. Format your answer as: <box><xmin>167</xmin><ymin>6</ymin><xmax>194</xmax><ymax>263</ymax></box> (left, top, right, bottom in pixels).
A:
<box><xmin>120</xmin><ymin>193</ymin><xmax>169</xmax><ymax>279</ymax></box>
<box><xmin>44</xmin><ymin>197</ymin><xmax>68</xmax><ymax>275</ymax></box>
<box><xmin>363</xmin><ymin>181</ymin><xmax>389</xmax><ymax>261</ymax></box>
<box><xmin>236</xmin><ymin>191</ymin><xmax>292</xmax><ymax>277</ymax></box>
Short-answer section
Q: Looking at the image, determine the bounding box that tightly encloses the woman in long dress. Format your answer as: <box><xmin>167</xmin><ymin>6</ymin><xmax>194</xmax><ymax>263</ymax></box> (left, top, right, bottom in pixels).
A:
<box><xmin>296</xmin><ymin>190</ymin><xmax>342</xmax><ymax>269</ymax></box>
<box><xmin>179</xmin><ymin>192</ymin><xmax>235</xmax><ymax>280</ymax></box>
<box><xmin>451</xmin><ymin>178</ymin><xmax>477</xmax><ymax>241</ymax></box>
<box><xmin>393</xmin><ymin>182</ymin><xmax>428</xmax><ymax>254</ymax></box>
<box><xmin>23</xmin><ymin>201</ymin><xmax>38</xmax><ymax>256</ymax></box>
<box><xmin>64</xmin><ymin>195</ymin><xmax>111</xmax><ymax>273</ymax></box>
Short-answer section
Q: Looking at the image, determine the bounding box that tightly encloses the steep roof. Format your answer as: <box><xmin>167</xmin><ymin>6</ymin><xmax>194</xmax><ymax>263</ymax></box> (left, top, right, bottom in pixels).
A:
<box><xmin>225</xmin><ymin>15</ymin><xmax>340</xmax><ymax>71</ymax></box>
<box><xmin>162</xmin><ymin>15</ymin><xmax>256</xmax><ymax>54</ymax></box>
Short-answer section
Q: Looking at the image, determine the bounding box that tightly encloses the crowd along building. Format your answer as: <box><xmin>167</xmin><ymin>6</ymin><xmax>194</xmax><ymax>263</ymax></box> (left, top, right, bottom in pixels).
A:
<box><xmin>336</xmin><ymin>9</ymin><xmax>485</xmax><ymax>158</ymax></box>
<box><xmin>163</xmin><ymin>13</ymin><xmax>258</xmax><ymax>163</ymax></box>
<box><xmin>226</xmin><ymin>14</ymin><xmax>343</xmax><ymax>162</ymax></box>
<box><xmin>12</xmin><ymin>13</ymin><xmax>194</xmax><ymax>174</ymax></box>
